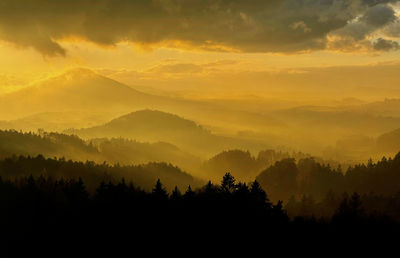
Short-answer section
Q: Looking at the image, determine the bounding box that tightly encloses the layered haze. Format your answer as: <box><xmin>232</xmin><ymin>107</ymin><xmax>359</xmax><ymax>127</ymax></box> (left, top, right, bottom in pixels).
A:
<box><xmin>1</xmin><ymin>0</ymin><xmax>400</xmax><ymax>187</ymax></box>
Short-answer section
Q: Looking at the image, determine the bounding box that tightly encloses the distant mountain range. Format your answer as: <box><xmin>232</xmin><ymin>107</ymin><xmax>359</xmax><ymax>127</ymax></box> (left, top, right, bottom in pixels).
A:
<box><xmin>0</xmin><ymin>68</ymin><xmax>283</xmax><ymax>134</ymax></box>
<box><xmin>3</xmin><ymin>68</ymin><xmax>400</xmax><ymax>160</ymax></box>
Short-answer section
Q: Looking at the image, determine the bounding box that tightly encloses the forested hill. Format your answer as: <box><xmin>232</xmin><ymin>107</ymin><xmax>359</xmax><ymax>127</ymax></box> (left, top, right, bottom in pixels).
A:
<box><xmin>67</xmin><ymin>109</ymin><xmax>209</xmax><ymax>140</ymax></box>
<box><xmin>66</xmin><ymin>109</ymin><xmax>269</xmax><ymax>157</ymax></box>
<box><xmin>1</xmin><ymin>171</ymin><xmax>399</xmax><ymax>255</ymax></box>
<box><xmin>0</xmin><ymin>130</ymin><xmax>99</xmax><ymax>160</ymax></box>
<box><xmin>201</xmin><ymin>149</ymin><xmax>313</xmax><ymax>182</ymax></box>
<box><xmin>0</xmin><ymin>155</ymin><xmax>199</xmax><ymax>192</ymax></box>
<box><xmin>0</xmin><ymin>130</ymin><xmax>201</xmax><ymax>172</ymax></box>
<box><xmin>257</xmin><ymin>154</ymin><xmax>400</xmax><ymax>202</ymax></box>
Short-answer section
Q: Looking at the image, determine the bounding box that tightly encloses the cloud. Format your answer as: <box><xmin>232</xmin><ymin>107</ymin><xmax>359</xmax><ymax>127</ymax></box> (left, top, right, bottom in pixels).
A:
<box><xmin>362</xmin><ymin>4</ymin><xmax>397</xmax><ymax>26</ymax></box>
<box><xmin>147</xmin><ymin>63</ymin><xmax>203</xmax><ymax>74</ymax></box>
<box><xmin>384</xmin><ymin>21</ymin><xmax>400</xmax><ymax>37</ymax></box>
<box><xmin>325</xmin><ymin>3</ymin><xmax>400</xmax><ymax>51</ymax></box>
<box><xmin>0</xmin><ymin>0</ymin><xmax>399</xmax><ymax>56</ymax></box>
<box><xmin>290</xmin><ymin>21</ymin><xmax>312</xmax><ymax>33</ymax></box>
<box><xmin>95</xmin><ymin>59</ymin><xmax>245</xmax><ymax>84</ymax></box>
<box><xmin>373</xmin><ymin>38</ymin><xmax>400</xmax><ymax>50</ymax></box>
<box><xmin>95</xmin><ymin>61</ymin><xmax>400</xmax><ymax>101</ymax></box>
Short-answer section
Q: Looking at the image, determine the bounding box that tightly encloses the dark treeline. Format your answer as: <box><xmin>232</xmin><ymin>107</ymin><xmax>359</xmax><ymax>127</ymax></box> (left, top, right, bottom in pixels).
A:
<box><xmin>3</xmin><ymin>151</ymin><xmax>400</xmax><ymax>222</ymax></box>
<box><xmin>0</xmin><ymin>155</ymin><xmax>199</xmax><ymax>192</ymax></box>
<box><xmin>257</xmin><ymin>154</ymin><xmax>400</xmax><ymax>219</ymax></box>
<box><xmin>0</xmin><ymin>173</ymin><xmax>283</xmax><ymax>253</ymax></box>
<box><xmin>285</xmin><ymin>191</ymin><xmax>400</xmax><ymax>220</ymax></box>
<box><xmin>1</xmin><ymin>173</ymin><xmax>398</xmax><ymax>254</ymax></box>
<box><xmin>258</xmin><ymin>155</ymin><xmax>400</xmax><ymax>200</ymax></box>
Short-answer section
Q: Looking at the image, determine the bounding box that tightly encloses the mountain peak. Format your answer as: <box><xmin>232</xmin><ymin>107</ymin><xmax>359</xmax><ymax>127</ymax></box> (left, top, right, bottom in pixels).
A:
<box><xmin>50</xmin><ymin>67</ymin><xmax>106</xmax><ymax>83</ymax></box>
<box><xmin>107</xmin><ymin>109</ymin><xmax>200</xmax><ymax>130</ymax></box>
<box><xmin>0</xmin><ymin>68</ymin><xmax>155</xmax><ymax>119</ymax></box>
<box><xmin>62</xmin><ymin>67</ymin><xmax>98</xmax><ymax>78</ymax></box>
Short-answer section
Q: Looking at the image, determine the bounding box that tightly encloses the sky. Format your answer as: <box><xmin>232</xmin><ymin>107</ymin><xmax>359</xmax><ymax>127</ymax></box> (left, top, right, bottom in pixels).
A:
<box><xmin>0</xmin><ymin>0</ymin><xmax>400</xmax><ymax>99</ymax></box>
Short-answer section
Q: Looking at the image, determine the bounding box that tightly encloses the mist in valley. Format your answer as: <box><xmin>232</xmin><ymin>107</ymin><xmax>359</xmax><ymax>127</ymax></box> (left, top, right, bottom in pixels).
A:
<box><xmin>2</xmin><ymin>68</ymin><xmax>400</xmax><ymax>168</ymax></box>
<box><xmin>2</xmin><ymin>0</ymin><xmax>400</xmax><ymax>250</ymax></box>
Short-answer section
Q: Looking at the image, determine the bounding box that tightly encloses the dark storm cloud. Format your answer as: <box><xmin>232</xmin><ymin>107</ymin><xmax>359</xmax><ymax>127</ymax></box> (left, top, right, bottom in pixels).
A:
<box><xmin>362</xmin><ymin>3</ymin><xmax>397</xmax><ymax>26</ymax></box>
<box><xmin>0</xmin><ymin>0</ymin><xmax>399</xmax><ymax>56</ymax></box>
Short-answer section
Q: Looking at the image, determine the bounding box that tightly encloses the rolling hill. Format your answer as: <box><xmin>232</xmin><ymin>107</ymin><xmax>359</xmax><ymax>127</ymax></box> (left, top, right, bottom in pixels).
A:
<box><xmin>67</xmin><ymin>110</ymin><xmax>270</xmax><ymax>157</ymax></box>
<box><xmin>0</xmin><ymin>129</ymin><xmax>201</xmax><ymax>175</ymax></box>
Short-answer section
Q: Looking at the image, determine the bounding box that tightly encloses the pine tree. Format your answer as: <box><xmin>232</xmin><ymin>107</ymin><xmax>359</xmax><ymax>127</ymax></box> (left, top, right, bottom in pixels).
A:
<box><xmin>171</xmin><ymin>186</ymin><xmax>182</xmax><ymax>201</ymax></box>
<box><xmin>152</xmin><ymin>179</ymin><xmax>168</xmax><ymax>201</ymax></box>
<box><xmin>250</xmin><ymin>180</ymin><xmax>270</xmax><ymax>207</ymax></box>
<box><xmin>183</xmin><ymin>185</ymin><xmax>195</xmax><ymax>201</ymax></box>
<box><xmin>221</xmin><ymin>173</ymin><xmax>236</xmax><ymax>193</ymax></box>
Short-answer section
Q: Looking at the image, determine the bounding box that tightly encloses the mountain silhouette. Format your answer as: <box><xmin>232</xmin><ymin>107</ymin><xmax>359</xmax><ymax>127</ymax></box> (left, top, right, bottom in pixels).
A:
<box><xmin>0</xmin><ymin>68</ymin><xmax>162</xmax><ymax>119</ymax></box>
<box><xmin>68</xmin><ymin>109</ymin><xmax>208</xmax><ymax>137</ymax></box>
<box><xmin>67</xmin><ymin>110</ymin><xmax>268</xmax><ymax>157</ymax></box>
<box><xmin>0</xmin><ymin>68</ymin><xmax>285</xmax><ymax>136</ymax></box>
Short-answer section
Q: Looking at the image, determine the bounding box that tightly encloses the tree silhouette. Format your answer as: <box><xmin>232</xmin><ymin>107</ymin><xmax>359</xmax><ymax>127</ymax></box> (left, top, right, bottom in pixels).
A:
<box><xmin>184</xmin><ymin>185</ymin><xmax>195</xmax><ymax>201</ymax></box>
<box><xmin>333</xmin><ymin>192</ymin><xmax>365</xmax><ymax>224</ymax></box>
<box><xmin>250</xmin><ymin>180</ymin><xmax>270</xmax><ymax>206</ymax></box>
<box><xmin>0</xmin><ymin>171</ymin><xmax>397</xmax><ymax>252</ymax></box>
<box><xmin>171</xmin><ymin>186</ymin><xmax>182</xmax><ymax>201</ymax></box>
<box><xmin>221</xmin><ymin>173</ymin><xmax>236</xmax><ymax>193</ymax></box>
<box><xmin>152</xmin><ymin>179</ymin><xmax>168</xmax><ymax>201</ymax></box>
<box><xmin>204</xmin><ymin>181</ymin><xmax>217</xmax><ymax>193</ymax></box>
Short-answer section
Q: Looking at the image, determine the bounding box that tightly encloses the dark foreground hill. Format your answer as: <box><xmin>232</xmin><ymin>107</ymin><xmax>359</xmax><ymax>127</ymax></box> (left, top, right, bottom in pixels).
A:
<box><xmin>1</xmin><ymin>172</ymin><xmax>398</xmax><ymax>255</ymax></box>
<box><xmin>0</xmin><ymin>155</ymin><xmax>198</xmax><ymax>192</ymax></box>
<box><xmin>256</xmin><ymin>154</ymin><xmax>400</xmax><ymax>202</ymax></box>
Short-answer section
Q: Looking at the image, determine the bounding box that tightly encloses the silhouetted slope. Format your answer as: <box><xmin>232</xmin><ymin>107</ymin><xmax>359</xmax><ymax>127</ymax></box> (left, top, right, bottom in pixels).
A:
<box><xmin>256</xmin><ymin>153</ymin><xmax>400</xmax><ymax>202</ymax></box>
<box><xmin>92</xmin><ymin>138</ymin><xmax>202</xmax><ymax>171</ymax></box>
<box><xmin>202</xmin><ymin>150</ymin><xmax>259</xmax><ymax>182</ymax></box>
<box><xmin>0</xmin><ymin>155</ymin><xmax>198</xmax><ymax>192</ymax></box>
<box><xmin>68</xmin><ymin>110</ymin><xmax>268</xmax><ymax>156</ymax></box>
<box><xmin>0</xmin><ymin>130</ymin><xmax>99</xmax><ymax>160</ymax></box>
<box><xmin>86</xmin><ymin>109</ymin><xmax>205</xmax><ymax>136</ymax></box>
<box><xmin>0</xmin><ymin>130</ymin><xmax>201</xmax><ymax>179</ymax></box>
<box><xmin>202</xmin><ymin>149</ymin><xmax>313</xmax><ymax>182</ymax></box>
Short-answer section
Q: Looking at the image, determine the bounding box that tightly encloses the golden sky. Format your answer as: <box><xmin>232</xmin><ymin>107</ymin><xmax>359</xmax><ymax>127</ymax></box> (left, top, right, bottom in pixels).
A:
<box><xmin>0</xmin><ymin>0</ymin><xmax>400</xmax><ymax>98</ymax></box>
